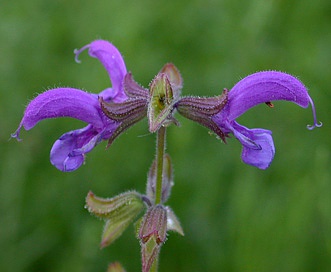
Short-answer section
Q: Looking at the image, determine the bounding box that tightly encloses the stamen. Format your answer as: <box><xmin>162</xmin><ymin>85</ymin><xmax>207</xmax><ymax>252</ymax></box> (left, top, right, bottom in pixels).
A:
<box><xmin>73</xmin><ymin>44</ymin><xmax>90</xmax><ymax>63</ymax></box>
<box><xmin>265</xmin><ymin>101</ymin><xmax>274</xmax><ymax>108</ymax></box>
<box><xmin>306</xmin><ymin>96</ymin><xmax>322</xmax><ymax>130</ymax></box>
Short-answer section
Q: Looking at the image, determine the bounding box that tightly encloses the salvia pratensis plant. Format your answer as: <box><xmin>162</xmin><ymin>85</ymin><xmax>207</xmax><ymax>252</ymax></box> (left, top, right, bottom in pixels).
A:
<box><xmin>12</xmin><ymin>40</ymin><xmax>322</xmax><ymax>272</ymax></box>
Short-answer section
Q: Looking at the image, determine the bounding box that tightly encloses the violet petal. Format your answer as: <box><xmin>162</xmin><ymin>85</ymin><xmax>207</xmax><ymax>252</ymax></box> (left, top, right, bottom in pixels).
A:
<box><xmin>50</xmin><ymin>125</ymin><xmax>102</xmax><ymax>172</ymax></box>
<box><xmin>12</xmin><ymin>88</ymin><xmax>104</xmax><ymax>140</ymax></box>
<box><xmin>231</xmin><ymin>122</ymin><xmax>275</xmax><ymax>170</ymax></box>
<box><xmin>98</xmin><ymin>87</ymin><xmax>126</xmax><ymax>103</ymax></box>
<box><xmin>74</xmin><ymin>40</ymin><xmax>127</xmax><ymax>100</ymax></box>
<box><xmin>226</xmin><ymin>71</ymin><xmax>311</xmax><ymax>121</ymax></box>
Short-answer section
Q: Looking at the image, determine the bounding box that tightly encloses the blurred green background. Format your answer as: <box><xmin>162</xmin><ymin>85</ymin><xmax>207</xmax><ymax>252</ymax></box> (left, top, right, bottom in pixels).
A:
<box><xmin>1</xmin><ymin>0</ymin><xmax>330</xmax><ymax>271</ymax></box>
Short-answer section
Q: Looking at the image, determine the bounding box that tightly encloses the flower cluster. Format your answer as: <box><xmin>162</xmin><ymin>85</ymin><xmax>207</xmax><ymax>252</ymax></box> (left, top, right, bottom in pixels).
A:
<box><xmin>12</xmin><ymin>39</ymin><xmax>322</xmax><ymax>272</ymax></box>
<box><xmin>12</xmin><ymin>39</ymin><xmax>321</xmax><ymax>171</ymax></box>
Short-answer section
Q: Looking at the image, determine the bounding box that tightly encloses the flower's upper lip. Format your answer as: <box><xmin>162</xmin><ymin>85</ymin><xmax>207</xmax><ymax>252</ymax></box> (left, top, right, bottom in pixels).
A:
<box><xmin>216</xmin><ymin>71</ymin><xmax>321</xmax><ymax>130</ymax></box>
<box><xmin>11</xmin><ymin>88</ymin><xmax>106</xmax><ymax>141</ymax></box>
<box><xmin>74</xmin><ymin>40</ymin><xmax>127</xmax><ymax>99</ymax></box>
<box><xmin>225</xmin><ymin>71</ymin><xmax>310</xmax><ymax>120</ymax></box>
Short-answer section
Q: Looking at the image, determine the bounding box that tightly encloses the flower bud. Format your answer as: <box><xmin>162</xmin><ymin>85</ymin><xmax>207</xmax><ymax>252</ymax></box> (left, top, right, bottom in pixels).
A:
<box><xmin>138</xmin><ymin>205</ymin><xmax>167</xmax><ymax>272</ymax></box>
<box><xmin>139</xmin><ymin>205</ymin><xmax>167</xmax><ymax>244</ymax></box>
<box><xmin>148</xmin><ymin>73</ymin><xmax>176</xmax><ymax>132</ymax></box>
<box><xmin>159</xmin><ymin>63</ymin><xmax>183</xmax><ymax>96</ymax></box>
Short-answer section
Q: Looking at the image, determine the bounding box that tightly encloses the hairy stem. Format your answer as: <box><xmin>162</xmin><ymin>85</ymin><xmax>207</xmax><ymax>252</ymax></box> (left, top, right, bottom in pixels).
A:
<box><xmin>150</xmin><ymin>256</ymin><xmax>159</xmax><ymax>272</ymax></box>
<box><xmin>154</xmin><ymin>126</ymin><xmax>166</xmax><ymax>205</ymax></box>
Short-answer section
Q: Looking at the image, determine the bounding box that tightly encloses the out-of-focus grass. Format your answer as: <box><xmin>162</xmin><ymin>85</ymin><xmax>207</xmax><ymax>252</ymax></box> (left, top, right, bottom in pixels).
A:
<box><xmin>1</xmin><ymin>0</ymin><xmax>330</xmax><ymax>271</ymax></box>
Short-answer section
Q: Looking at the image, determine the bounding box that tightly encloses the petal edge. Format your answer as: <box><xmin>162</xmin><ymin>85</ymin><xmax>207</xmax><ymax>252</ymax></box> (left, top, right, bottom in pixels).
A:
<box><xmin>226</xmin><ymin>71</ymin><xmax>311</xmax><ymax>121</ymax></box>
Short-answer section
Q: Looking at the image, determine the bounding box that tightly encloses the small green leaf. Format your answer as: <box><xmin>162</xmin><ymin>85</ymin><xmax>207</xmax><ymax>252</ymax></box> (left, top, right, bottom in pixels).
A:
<box><xmin>85</xmin><ymin>190</ymin><xmax>143</xmax><ymax>219</ymax></box>
<box><xmin>85</xmin><ymin>191</ymin><xmax>145</xmax><ymax>248</ymax></box>
<box><xmin>101</xmin><ymin>216</ymin><xmax>132</xmax><ymax>248</ymax></box>
<box><xmin>165</xmin><ymin>206</ymin><xmax>184</xmax><ymax>236</ymax></box>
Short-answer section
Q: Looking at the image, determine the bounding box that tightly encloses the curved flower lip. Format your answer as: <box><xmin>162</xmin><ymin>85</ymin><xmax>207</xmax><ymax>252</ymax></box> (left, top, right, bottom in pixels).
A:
<box><xmin>230</xmin><ymin>122</ymin><xmax>275</xmax><ymax>169</ymax></box>
<box><xmin>11</xmin><ymin>88</ymin><xmax>105</xmax><ymax>140</ymax></box>
<box><xmin>222</xmin><ymin>71</ymin><xmax>322</xmax><ymax>129</ymax></box>
<box><xmin>74</xmin><ymin>40</ymin><xmax>128</xmax><ymax>102</ymax></box>
<box><xmin>50</xmin><ymin>125</ymin><xmax>100</xmax><ymax>172</ymax></box>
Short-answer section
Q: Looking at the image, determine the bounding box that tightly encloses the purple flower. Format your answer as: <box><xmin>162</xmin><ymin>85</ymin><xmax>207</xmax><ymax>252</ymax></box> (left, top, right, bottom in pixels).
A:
<box><xmin>176</xmin><ymin>71</ymin><xmax>321</xmax><ymax>169</ymax></box>
<box><xmin>12</xmin><ymin>40</ymin><xmax>131</xmax><ymax>172</ymax></box>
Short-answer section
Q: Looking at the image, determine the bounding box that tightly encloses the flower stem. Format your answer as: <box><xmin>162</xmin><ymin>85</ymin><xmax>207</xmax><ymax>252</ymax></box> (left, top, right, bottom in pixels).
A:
<box><xmin>150</xmin><ymin>256</ymin><xmax>159</xmax><ymax>272</ymax></box>
<box><xmin>154</xmin><ymin>126</ymin><xmax>166</xmax><ymax>205</ymax></box>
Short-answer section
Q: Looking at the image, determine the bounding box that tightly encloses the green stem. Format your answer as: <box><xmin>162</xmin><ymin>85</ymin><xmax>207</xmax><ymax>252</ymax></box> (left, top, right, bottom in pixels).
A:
<box><xmin>154</xmin><ymin>126</ymin><xmax>166</xmax><ymax>205</ymax></box>
<box><xmin>150</xmin><ymin>256</ymin><xmax>159</xmax><ymax>272</ymax></box>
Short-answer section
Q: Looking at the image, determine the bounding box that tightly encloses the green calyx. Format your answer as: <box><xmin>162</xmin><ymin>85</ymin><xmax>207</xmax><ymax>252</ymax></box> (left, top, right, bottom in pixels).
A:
<box><xmin>148</xmin><ymin>74</ymin><xmax>175</xmax><ymax>132</ymax></box>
